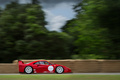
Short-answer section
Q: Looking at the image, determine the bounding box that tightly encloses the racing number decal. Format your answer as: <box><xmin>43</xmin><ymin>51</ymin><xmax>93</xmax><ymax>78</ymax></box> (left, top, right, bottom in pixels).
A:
<box><xmin>48</xmin><ymin>66</ymin><xmax>54</xmax><ymax>71</ymax></box>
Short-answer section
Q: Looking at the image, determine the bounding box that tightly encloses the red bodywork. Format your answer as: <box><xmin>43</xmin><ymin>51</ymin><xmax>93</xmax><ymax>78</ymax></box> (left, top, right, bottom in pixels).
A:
<box><xmin>18</xmin><ymin>60</ymin><xmax>71</xmax><ymax>74</ymax></box>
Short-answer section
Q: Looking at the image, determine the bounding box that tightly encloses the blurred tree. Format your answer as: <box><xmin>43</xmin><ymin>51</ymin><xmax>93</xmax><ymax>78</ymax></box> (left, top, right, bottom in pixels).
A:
<box><xmin>44</xmin><ymin>32</ymin><xmax>73</xmax><ymax>59</ymax></box>
<box><xmin>62</xmin><ymin>0</ymin><xmax>120</xmax><ymax>59</ymax></box>
<box><xmin>0</xmin><ymin>7</ymin><xmax>2</xmax><ymax>16</ymax></box>
<box><xmin>20</xmin><ymin>31</ymin><xmax>73</xmax><ymax>59</ymax></box>
<box><xmin>0</xmin><ymin>0</ymin><xmax>73</xmax><ymax>62</ymax></box>
<box><xmin>0</xmin><ymin>1</ymin><xmax>47</xmax><ymax>62</ymax></box>
<box><xmin>32</xmin><ymin>0</ymin><xmax>40</xmax><ymax>4</ymax></box>
<box><xmin>98</xmin><ymin>0</ymin><xmax>120</xmax><ymax>59</ymax></box>
<box><xmin>0</xmin><ymin>1</ymin><xmax>20</xmax><ymax>62</ymax></box>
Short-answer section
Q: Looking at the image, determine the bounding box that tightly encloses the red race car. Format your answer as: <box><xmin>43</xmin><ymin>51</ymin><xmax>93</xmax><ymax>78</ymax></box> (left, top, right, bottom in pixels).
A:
<box><xmin>18</xmin><ymin>60</ymin><xmax>72</xmax><ymax>74</ymax></box>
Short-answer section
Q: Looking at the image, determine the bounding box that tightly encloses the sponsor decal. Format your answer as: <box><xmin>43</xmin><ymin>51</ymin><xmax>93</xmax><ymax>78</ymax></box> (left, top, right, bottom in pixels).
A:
<box><xmin>48</xmin><ymin>66</ymin><xmax>54</xmax><ymax>71</ymax></box>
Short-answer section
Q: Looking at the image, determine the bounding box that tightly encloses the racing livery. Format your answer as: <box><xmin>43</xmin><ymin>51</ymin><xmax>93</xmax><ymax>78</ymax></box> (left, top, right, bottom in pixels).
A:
<box><xmin>18</xmin><ymin>60</ymin><xmax>71</xmax><ymax>74</ymax></box>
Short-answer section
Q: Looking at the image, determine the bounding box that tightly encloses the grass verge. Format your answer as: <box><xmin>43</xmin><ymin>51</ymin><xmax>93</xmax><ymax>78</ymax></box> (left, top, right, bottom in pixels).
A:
<box><xmin>0</xmin><ymin>75</ymin><xmax>120</xmax><ymax>80</ymax></box>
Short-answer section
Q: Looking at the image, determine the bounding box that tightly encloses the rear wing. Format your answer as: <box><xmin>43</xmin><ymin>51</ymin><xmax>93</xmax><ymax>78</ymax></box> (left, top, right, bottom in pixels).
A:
<box><xmin>18</xmin><ymin>60</ymin><xmax>24</xmax><ymax>65</ymax></box>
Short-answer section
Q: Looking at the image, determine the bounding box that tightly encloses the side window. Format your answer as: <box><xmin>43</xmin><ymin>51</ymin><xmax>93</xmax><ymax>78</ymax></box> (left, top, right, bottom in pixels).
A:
<box><xmin>44</xmin><ymin>61</ymin><xmax>49</xmax><ymax>65</ymax></box>
<box><xmin>39</xmin><ymin>61</ymin><xmax>49</xmax><ymax>65</ymax></box>
<box><xmin>34</xmin><ymin>62</ymin><xmax>40</xmax><ymax>64</ymax></box>
<box><xmin>34</xmin><ymin>61</ymin><xmax>50</xmax><ymax>65</ymax></box>
<box><xmin>39</xmin><ymin>61</ymin><xmax>44</xmax><ymax>65</ymax></box>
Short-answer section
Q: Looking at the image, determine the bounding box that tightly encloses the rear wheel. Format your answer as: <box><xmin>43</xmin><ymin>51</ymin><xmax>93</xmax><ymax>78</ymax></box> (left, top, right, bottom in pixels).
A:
<box><xmin>55</xmin><ymin>66</ymin><xmax>64</xmax><ymax>74</ymax></box>
<box><xmin>24</xmin><ymin>66</ymin><xmax>33</xmax><ymax>74</ymax></box>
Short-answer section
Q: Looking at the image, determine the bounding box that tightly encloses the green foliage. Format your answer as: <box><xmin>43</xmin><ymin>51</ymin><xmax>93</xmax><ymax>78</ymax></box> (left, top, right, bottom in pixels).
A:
<box><xmin>1</xmin><ymin>0</ymin><xmax>120</xmax><ymax>62</ymax></box>
<box><xmin>63</xmin><ymin>0</ymin><xmax>120</xmax><ymax>59</ymax></box>
<box><xmin>0</xmin><ymin>1</ymin><xmax>72</xmax><ymax>62</ymax></box>
<box><xmin>1</xmin><ymin>75</ymin><xmax>120</xmax><ymax>80</ymax></box>
<box><xmin>71</xmin><ymin>54</ymin><xmax>107</xmax><ymax>59</ymax></box>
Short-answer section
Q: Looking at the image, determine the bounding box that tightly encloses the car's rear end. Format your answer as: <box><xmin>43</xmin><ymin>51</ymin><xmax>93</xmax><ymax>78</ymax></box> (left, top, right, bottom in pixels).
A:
<box><xmin>18</xmin><ymin>60</ymin><xmax>26</xmax><ymax>73</ymax></box>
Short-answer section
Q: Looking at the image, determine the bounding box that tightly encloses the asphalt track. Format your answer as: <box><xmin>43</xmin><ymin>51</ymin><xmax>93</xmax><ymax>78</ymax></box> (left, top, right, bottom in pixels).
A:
<box><xmin>0</xmin><ymin>73</ymin><xmax>120</xmax><ymax>75</ymax></box>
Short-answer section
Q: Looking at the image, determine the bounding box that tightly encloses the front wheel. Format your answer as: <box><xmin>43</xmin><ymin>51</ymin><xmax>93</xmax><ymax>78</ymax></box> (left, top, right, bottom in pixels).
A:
<box><xmin>24</xmin><ymin>66</ymin><xmax>33</xmax><ymax>74</ymax></box>
<box><xmin>55</xmin><ymin>66</ymin><xmax>64</xmax><ymax>74</ymax></box>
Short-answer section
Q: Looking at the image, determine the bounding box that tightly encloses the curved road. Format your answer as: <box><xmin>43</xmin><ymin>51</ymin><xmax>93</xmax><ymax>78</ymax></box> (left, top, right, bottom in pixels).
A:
<box><xmin>0</xmin><ymin>73</ymin><xmax>120</xmax><ymax>75</ymax></box>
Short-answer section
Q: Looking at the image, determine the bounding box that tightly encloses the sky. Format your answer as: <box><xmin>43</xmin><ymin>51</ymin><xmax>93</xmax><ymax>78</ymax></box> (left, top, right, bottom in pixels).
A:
<box><xmin>0</xmin><ymin>0</ymin><xmax>82</xmax><ymax>32</ymax></box>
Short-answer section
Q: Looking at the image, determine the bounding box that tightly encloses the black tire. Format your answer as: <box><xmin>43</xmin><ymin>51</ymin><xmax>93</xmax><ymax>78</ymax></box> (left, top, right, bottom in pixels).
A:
<box><xmin>24</xmin><ymin>66</ymin><xmax>33</xmax><ymax>74</ymax></box>
<box><xmin>55</xmin><ymin>66</ymin><xmax>64</xmax><ymax>74</ymax></box>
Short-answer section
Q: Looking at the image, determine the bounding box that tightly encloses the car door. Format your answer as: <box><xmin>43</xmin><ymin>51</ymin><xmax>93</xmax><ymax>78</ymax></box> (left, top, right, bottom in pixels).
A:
<box><xmin>34</xmin><ymin>61</ymin><xmax>50</xmax><ymax>73</ymax></box>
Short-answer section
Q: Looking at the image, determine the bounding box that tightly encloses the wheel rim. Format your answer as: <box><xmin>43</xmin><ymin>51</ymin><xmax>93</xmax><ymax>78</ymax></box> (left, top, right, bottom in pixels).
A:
<box><xmin>56</xmin><ymin>66</ymin><xmax>63</xmax><ymax>73</ymax></box>
<box><xmin>25</xmin><ymin>66</ymin><xmax>32</xmax><ymax>73</ymax></box>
